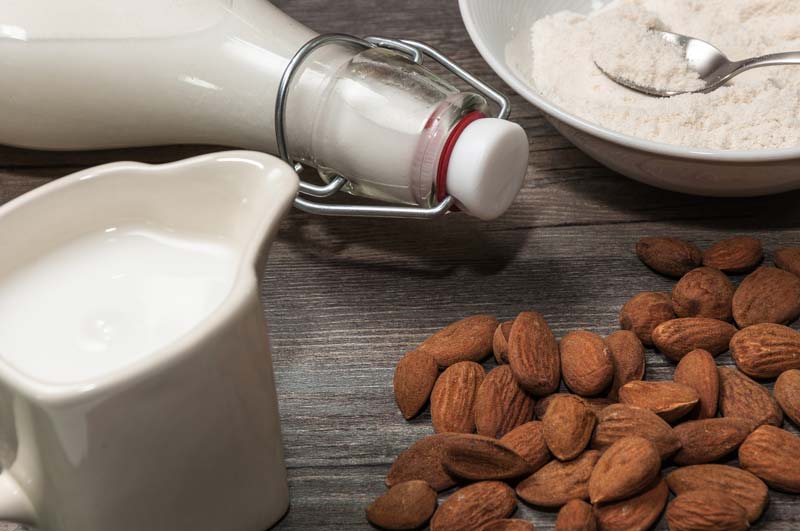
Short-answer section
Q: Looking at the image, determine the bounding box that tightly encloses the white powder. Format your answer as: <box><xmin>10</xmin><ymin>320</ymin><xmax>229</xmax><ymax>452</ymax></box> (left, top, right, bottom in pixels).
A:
<box><xmin>530</xmin><ymin>0</ymin><xmax>800</xmax><ymax>151</ymax></box>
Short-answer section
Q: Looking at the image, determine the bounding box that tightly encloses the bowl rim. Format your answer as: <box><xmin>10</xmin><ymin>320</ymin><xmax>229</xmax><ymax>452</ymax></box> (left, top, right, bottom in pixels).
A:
<box><xmin>459</xmin><ymin>0</ymin><xmax>800</xmax><ymax>163</ymax></box>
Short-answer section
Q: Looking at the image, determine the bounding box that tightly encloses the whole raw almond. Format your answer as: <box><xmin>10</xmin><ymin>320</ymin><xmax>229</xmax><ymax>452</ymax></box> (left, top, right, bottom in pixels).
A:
<box><xmin>508</xmin><ymin>311</ymin><xmax>561</xmax><ymax>396</ymax></box>
<box><xmin>430</xmin><ymin>361</ymin><xmax>485</xmax><ymax>434</ymax></box>
<box><xmin>718</xmin><ymin>367</ymin><xmax>783</xmax><ymax>427</ymax></box>
<box><xmin>555</xmin><ymin>499</ymin><xmax>596</xmax><ymax>531</ymax></box>
<box><xmin>480</xmin><ymin>519</ymin><xmax>535</xmax><ymax>531</ymax></box>
<box><xmin>619</xmin><ymin>292</ymin><xmax>675</xmax><ymax>347</ymax></box>
<box><xmin>666</xmin><ymin>464</ymin><xmax>768</xmax><ymax>523</ymax></box>
<box><xmin>543</xmin><ymin>394</ymin><xmax>596</xmax><ymax>461</ymax></box>
<box><xmin>733</xmin><ymin>266</ymin><xmax>800</xmax><ymax>328</ymax></box>
<box><xmin>493</xmin><ymin>321</ymin><xmax>513</xmax><ymax>364</ymax></box>
<box><xmin>666</xmin><ymin>490</ymin><xmax>748</xmax><ymax>531</ymax></box>
<box><xmin>442</xmin><ymin>434</ymin><xmax>533</xmax><ymax>481</ymax></box>
<box><xmin>430</xmin><ymin>481</ymin><xmax>516</xmax><ymax>531</ymax></box>
<box><xmin>605</xmin><ymin>330</ymin><xmax>645</xmax><ymax>400</ymax></box>
<box><xmin>703</xmin><ymin>236</ymin><xmax>763</xmax><ymax>273</ymax></box>
<box><xmin>636</xmin><ymin>237</ymin><xmax>702</xmax><ymax>278</ymax></box>
<box><xmin>672</xmin><ymin>417</ymin><xmax>754</xmax><ymax>465</ymax></box>
<box><xmin>588</xmin><ymin>436</ymin><xmax>660</xmax><ymax>504</ymax></box>
<box><xmin>739</xmin><ymin>425</ymin><xmax>800</xmax><ymax>493</ymax></box>
<box><xmin>673</xmin><ymin>349</ymin><xmax>719</xmax><ymax>419</ymax></box>
<box><xmin>593</xmin><ymin>478</ymin><xmax>668</xmax><ymax>531</ymax></box>
<box><xmin>499</xmin><ymin>421</ymin><xmax>552</xmax><ymax>472</ymax></box>
<box><xmin>366</xmin><ymin>480</ymin><xmax>437</xmax><ymax>531</ymax></box>
<box><xmin>560</xmin><ymin>331</ymin><xmax>614</xmax><ymax>396</ymax></box>
<box><xmin>516</xmin><ymin>450</ymin><xmax>601</xmax><ymax>508</ymax></box>
<box><xmin>394</xmin><ymin>350</ymin><xmax>439</xmax><ymax>420</ymax></box>
<box><xmin>474</xmin><ymin>365</ymin><xmax>536</xmax><ymax>438</ymax></box>
<box><xmin>775</xmin><ymin>246</ymin><xmax>800</xmax><ymax>277</ymax></box>
<box><xmin>535</xmin><ymin>394</ymin><xmax>614</xmax><ymax>420</ymax></box>
<box><xmin>730</xmin><ymin>323</ymin><xmax>800</xmax><ymax>379</ymax></box>
<box><xmin>420</xmin><ymin>315</ymin><xmax>499</xmax><ymax>368</ymax></box>
<box><xmin>386</xmin><ymin>434</ymin><xmax>458</xmax><ymax>492</ymax></box>
<box><xmin>618</xmin><ymin>381</ymin><xmax>699</xmax><ymax>423</ymax></box>
<box><xmin>775</xmin><ymin>369</ymin><xmax>800</xmax><ymax>426</ymax></box>
<box><xmin>672</xmin><ymin>267</ymin><xmax>734</xmax><ymax>321</ymax></box>
<box><xmin>651</xmin><ymin>317</ymin><xmax>737</xmax><ymax>362</ymax></box>
<box><xmin>591</xmin><ymin>404</ymin><xmax>681</xmax><ymax>459</ymax></box>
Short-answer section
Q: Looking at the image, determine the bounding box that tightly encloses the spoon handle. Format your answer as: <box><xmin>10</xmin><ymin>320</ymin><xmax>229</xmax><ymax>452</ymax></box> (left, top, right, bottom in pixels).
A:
<box><xmin>736</xmin><ymin>51</ymin><xmax>800</xmax><ymax>72</ymax></box>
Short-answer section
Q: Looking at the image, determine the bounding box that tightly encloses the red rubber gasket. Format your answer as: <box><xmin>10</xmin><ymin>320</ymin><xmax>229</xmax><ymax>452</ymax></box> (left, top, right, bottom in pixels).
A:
<box><xmin>436</xmin><ymin>111</ymin><xmax>486</xmax><ymax>202</ymax></box>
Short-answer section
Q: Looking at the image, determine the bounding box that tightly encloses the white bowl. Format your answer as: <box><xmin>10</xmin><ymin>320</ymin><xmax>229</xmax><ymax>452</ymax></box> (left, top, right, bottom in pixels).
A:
<box><xmin>459</xmin><ymin>0</ymin><xmax>800</xmax><ymax>197</ymax></box>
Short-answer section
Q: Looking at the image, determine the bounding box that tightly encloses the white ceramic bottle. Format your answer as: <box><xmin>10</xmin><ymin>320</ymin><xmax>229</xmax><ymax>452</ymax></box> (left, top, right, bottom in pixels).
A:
<box><xmin>0</xmin><ymin>0</ymin><xmax>529</xmax><ymax>220</ymax></box>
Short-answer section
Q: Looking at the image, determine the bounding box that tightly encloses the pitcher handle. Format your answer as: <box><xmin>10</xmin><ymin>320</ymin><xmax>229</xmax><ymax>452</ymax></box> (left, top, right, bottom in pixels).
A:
<box><xmin>0</xmin><ymin>470</ymin><xmax>36</xmax><ymax>525</ymax></box>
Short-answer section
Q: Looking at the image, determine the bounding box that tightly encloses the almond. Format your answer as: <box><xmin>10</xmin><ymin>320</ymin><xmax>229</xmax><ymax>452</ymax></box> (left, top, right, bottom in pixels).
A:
<box><xmin>618</xmin><ymin>381</ymin><xmax>699</xmax><ymax>423</ymax></box>
<box><xmin>499</xmin><ymin>421</ymin><xmax>552</xmax><ymax>472</ymax></box>
<box><xmin>386</xmin><ymin>434</ymin><xmax>458</xmax><ymax>492</ymax></box>
<box><xmin>593</xmin><ymin>478</ymin><xmax>668</xmax><ymax>531</ymax></box>
<box><xmin>619</xmin><ymin>292</ymin><xmax>675</xmax><ymax>347</ymax></box>
<box><xmin>718</xmin><ymin>367</ymin><xmax>783</xmax><ymax>427</ymax></box>
<box><xmin>730</xmin><ymin>323</ymin><xmax>800</xmax><ymax>379</ymax></box>
<box><xmin>591</xmin><ymin>404</ymin><xmax>681</xmax><ymax>459</ymax></box>
<box><xmin>508</xmin><ymin>311</ymin><xmax>561</xmax><ymax>396</ymax></box>
<box><xmin>775</xmin><ymin>369</ymin><xmax>800</xmax><ymax>426</ymax></box>
<box><xmin>474</xmin><ymin>365</ymin><xmax>536</xmax><ymax>438</ymax></box>
<box><xmin>536</xmin><ymin>394</ymin><xmax>614</xmax><ymax>420</ymax></box>
<box><xmin>493</xmin><ymin>321</ymin><xmax>513</xmax><ymax>364</ymax></box>
<box><xmin>703</xmin><ymin>236</ymin><xmax>763</xmax><ymax>273</ymax></box>
<box><xmin>739</xmin><ymin>425</ymin><xmax>800</xmax><ymax>493</ymax></box>
<box><xmin>672</xmin><ymin>267</ymin><xmax>734</xmax><ymax>321</ymax></box>
<box><xmin>430</xmin><ymin>361</ymin><xmax>485</xmax><ymax>434</ymax></box>
<box><xmin>651</xmin><ymin>317</ymin><xmax>736</xmax><ymax>362</ymax></box>
<box><xmin>442</xmin><ymin>434</ymin><xmax>533</xmax><ymax>481</ymax></box>
<box><xmin>560</xmin><ymin>331</ymin><xmax>614</xmax><ymax>396</ymax></box>
<box><xmin>420</xmin><ymin>315</ymin><xmax>499</xmax><ymax>368</ymax></box>
<box><xmin>672</xmin><ymin>417</ymin><xmax>754</xmax><ymax>465</ymax></box>
<box><xmin>733</xmin><ymin>266</ymin><xmax>800</xmax><ymax>328</ymax></box>
<box><xmin>588</xmin><ymin>436</ymin><xmax>660</xmax><ymax>504</ymax></box>
<box><xmin>636</xmin><ymin>237</ymin><xmax>702</xmax><ymax>278</ymax></box>
<box><xmin>605</xmin><ymin>330</ymin><xmax>645</xmax><ymax>400</ymax></box>
<box><xmin>555</xmin><ymin>499</ymin><xmax>596</xmax><ymax>531</ymax></box>
<box><xmin>516</xmin><ymin>450</ymin><xmax>601</xmax><ymax>508</ymax></box>
<box><xmin>480</xmin><ymin>519</ymin><xmax>535</xmax><ymax>531</ymax></box>
<box><xmin>666</xmin><ymin>464</ymin><xmax>768</xmax><ymax>523</ymax></box>
<box><xmin>673</xmin><ymin>349</ymin><xmax>719</xmax><ymax>419</ymax></box>
<box><xmin>394</xmin><ymin>350</ymin><xmax>439</xmax><ymax>420</ymax></box>
<box><xmin>775</xmin><ymin>246</ymin><xmax>800</xmax><ymax>277</ymax></box>
<box><xmin>430</xmin><ymin>481</ymin><xmax>516</xmax><ymax>531</ymax></box>
<box><xmin>543</xmin><ymin>394</ymin><xmax>596</xmax><ymax>461</ymax></box>
<box><xmin>366</xmin><ymin>480</ymin><xmax>437</xmax><ymax>531</ymax></box>
<box><xmin>666</xmin><ymin>490</ymin><xmax>748</xmax><ymax>531</ymax></box>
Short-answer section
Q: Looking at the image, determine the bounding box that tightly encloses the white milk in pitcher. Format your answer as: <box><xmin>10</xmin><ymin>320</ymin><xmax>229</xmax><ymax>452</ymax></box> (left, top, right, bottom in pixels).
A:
<box><xmin>0</xmin><ymin>225</ymin><xmax>237</xmax><ymax>384</ymax></box>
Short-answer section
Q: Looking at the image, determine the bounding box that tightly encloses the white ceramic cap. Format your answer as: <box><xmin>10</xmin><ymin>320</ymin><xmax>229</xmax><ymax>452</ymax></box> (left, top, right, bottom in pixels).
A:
<box><xmin>446</xmin><ymin>118</ymin><xmax>529</xmax><ymax>220</ymax></box>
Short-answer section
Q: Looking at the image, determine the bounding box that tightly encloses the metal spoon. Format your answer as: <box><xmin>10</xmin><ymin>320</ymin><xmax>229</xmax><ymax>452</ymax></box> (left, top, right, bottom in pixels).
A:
<box><xmin>597</xmin><ymin>30</ymin><xmax>800</xmax><ymax>97</ymax></box>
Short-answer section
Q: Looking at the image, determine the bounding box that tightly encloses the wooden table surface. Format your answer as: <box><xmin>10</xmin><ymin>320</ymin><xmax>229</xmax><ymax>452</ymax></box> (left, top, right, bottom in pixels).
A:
<box><xmin>2</xmin><ymin>1</ymin><xmax>800</xmax><ymax>530</ymax></box>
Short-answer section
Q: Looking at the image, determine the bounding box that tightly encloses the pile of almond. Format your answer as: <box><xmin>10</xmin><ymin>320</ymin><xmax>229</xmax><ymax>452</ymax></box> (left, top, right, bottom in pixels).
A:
<box><xmin>367</xmin><ymin>236</ymin><xmax>800</xmax><ymax>531</ymax></box>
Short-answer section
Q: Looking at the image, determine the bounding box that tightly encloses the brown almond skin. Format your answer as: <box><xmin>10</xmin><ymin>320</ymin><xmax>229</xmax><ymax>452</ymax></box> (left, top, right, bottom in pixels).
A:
<box><xmin>393</xmin><ymin>350</ymin><xmax>438</xmax><ymax>420</ymax></box>
<box><xmin>543</xmin><ymin>395</ymin><xmax>596</xmax><ymax>461</ymax></box>
<box><xmin>591</xmin><ymin>404</ymin><xmax>681</xmax><ymax>459</ymax></box>
<box><xmin>508</xmin><ymin>311</ymin><xmax>561</xmax><ymax>396</ymax></box>
<box><xmin>386</xmin><ymin>434</ymin><xmax>458</xmax><ymax>492</ymax></box>
<box><xmin>667</xmin><ymin>464</ymin><xmax>768</xmax><ymax>523</ymax></box>
<box><xmin>652</xmin><ymin>317</ymin><xmax>737</xmax><ymax>362</ymax></box>
<box><xmin>605</xmin><ymin>330</ymin><xmax>645</xmax><ymax>400</ymax></box>
<box><xmin>366</xmin><ymin>480</ymin><xmax>437</xmax><ymax>531</ymax></box>
<box><xmin>636</xmin><ymin>237</ymin><xmax>702</xmax><ymax>278</ymax></box>
<box><xmin>703</xmin><ymin>236</ymin><xmax>763</xmax><ymax>274</ymax></box>
<box><xmin>673</xmin><ymin>349</ymin><xmax>719</xmax><ymax>419</ymax></box>
<box><xmin>499</xmin><ymin>421</ymin><xmax>552</xmax><ymax>472</ymax></box>
<box><xmin>672</xmin><ymin>267</ymin><xmax>734</xmax><ymax>321</ymax></box>
<box><xmin>731</xmin><ymin>323</ymin><xmax>800</xmax><ymax>379</ymax></box>
<box><xmin>733</xmin><ymin>266</ymin><xmax>800</xmax><ymax>328</ymax></box>
<box><xmin>442</xmin><ymin>434</ymin><xmax>533</xmax><ymax>482</ymax></box>
<box><xmin>516</xmin><ymin>450</ymin><xmax>601</xmax><ymax>508</ymax></box>
<box><xmin>588</xmin><ymin>436</ymin><xmax>660</xmax><ymax>504</ymax></box>
<box><xmin>666</xmin><ymin>490</ymin><xmax>749</xmax><ymax>531</ymax></box>
<box><xmin>430</xmin><ymin>361</ymin><xmax>485</xmax><ymax>434</ymax></box>
<box><xmin>430</xmin><ymin>481</ymin><xmax>516</xmax><ymax>531</ymax></box>
<box><xmin>536</xmin><ymin>394</ymin><xmax>613</xmax><ymax>420</ymax></box>
<box><xmin>555</xmin><ymin>499</ymin><xmax>596</xmax><ymax>531</ymax></box>
<box><xmin>619</xmin><ymin>292</ymin><xmax>675</xmax><ymax>347</ymax></box>
<box><xmin>775</xmin><ymin>247</ymin><xmax>800</xmax><ymax>277</ymax></box>
<box><xmin>672</xmin><ymin>417</ymin><xmax>754</xmax><ymax>465</ymax></box>
<box><xmin>559</xmin><ymin>331</ymin><xmax>614</xmax><ymax>397</ymax></box>
<box><xmin>618</xmin><ymin>381</ymin><xmax>699</xmax><ymax>423</ymax></box>
<box><xmin>594</xmin><ymin>478</ymin><xmax>668</xmax><ymax>531</ymax></box>
<box><xmin>420</xmin><ymin>315</ymin><xmax>499</xmax><ymax>368</ymax></box>
<box><xmin>739</xmin><ymin>425</ymin><xmax>800</xmax><ymax>493</ymax></box>
<box><xmin>775</xmin><ymin>369</ymin><xmax>800</xmax><ymax>426</ymax></box>
<box><xmin>479</xmin><ymin>519</ymin><xmax>535</xmax><ymax>531</ymax></box>
<box><xmin>718</xmin><ymin>367</ymin><xmax>783</xmax><ymax>427</ymax></box>
<box><xmin>493</xmin><ymin>321</ymin><xmax>513</xmax><ymax>365</ymax></box>
<box><xmin>474</xmin><ymin>365</ymin><xmax>536</xmax><ymax>438</ymax></box>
